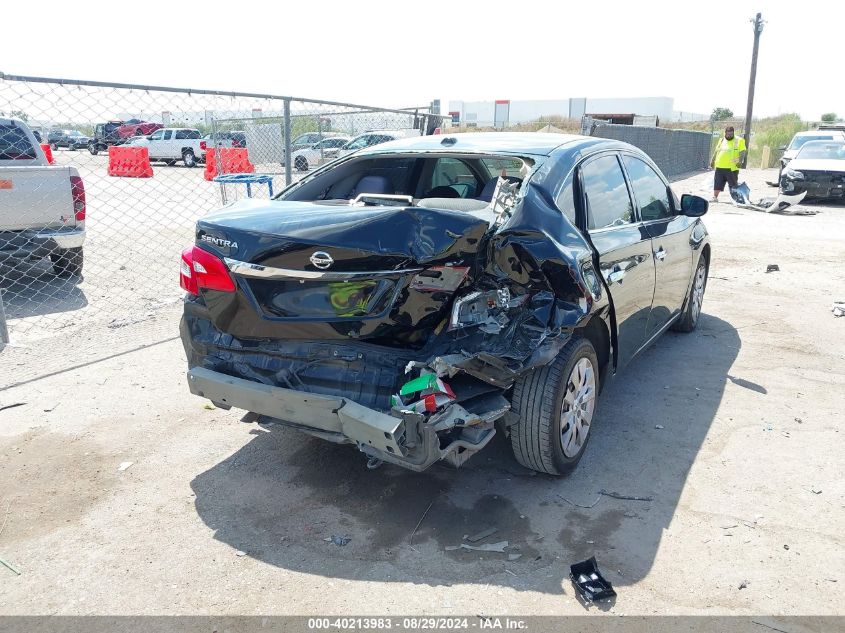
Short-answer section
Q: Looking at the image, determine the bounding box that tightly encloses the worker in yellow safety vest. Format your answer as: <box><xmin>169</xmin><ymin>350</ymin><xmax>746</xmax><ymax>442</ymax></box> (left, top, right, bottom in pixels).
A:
<box><xmin>710</xmin><ymin>126</ymin><xmax>747</xmax><ymax>202</ymax></box>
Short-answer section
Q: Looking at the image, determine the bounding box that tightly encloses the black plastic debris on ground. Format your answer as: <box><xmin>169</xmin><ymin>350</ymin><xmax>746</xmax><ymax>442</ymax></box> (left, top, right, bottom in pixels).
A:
<box><xmin>570</xmin><ymin>557</ymin><xmax>617</xmax><ymax>603</ymax></box>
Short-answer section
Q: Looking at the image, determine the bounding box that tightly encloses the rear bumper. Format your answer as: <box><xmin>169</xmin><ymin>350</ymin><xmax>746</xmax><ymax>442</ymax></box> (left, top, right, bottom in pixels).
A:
<box><xmin>0</xmin><ymin>227</ymin><xmax>85</xmax><ymax>262</ymax></box>
<box><xmin>187</xmin><ymin>366</ymin><xmax>406</xmax><ymax>456</ymax></box>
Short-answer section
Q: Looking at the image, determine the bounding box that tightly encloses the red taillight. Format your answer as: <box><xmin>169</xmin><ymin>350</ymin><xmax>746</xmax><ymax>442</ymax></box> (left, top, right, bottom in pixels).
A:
<box><xmin>200</xmin><ymin>140</ymin><xmax>207</xmax><ymax>151</ymax></box>
<box><xmin>179</xmin><ymin>245</ymin><xmax>236</xmax><ymax>296</ymax></box>
<box><xmin>70</xmin><ymin>176</ymin><xmax>86</xmax><ymax>222</ymax></box>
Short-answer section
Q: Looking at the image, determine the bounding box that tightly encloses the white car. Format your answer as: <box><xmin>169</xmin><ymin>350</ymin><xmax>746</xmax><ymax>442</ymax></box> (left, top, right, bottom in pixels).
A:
<box><xmin>127</xmin><ymin>127</ymin><xmax>205</xmax><ymax>167</ymax></box>
<box><xmin>335</xmin><ymin>129</ymin><xmax>420</xmax><ymax>159</ymax></box>
<box><xmin>780</xmin><ymin>129</ymin><xmax>845</xmax><ymax>176</ymax></box>
<box><xmin>290</xmin><ymin>136</ymin><xmax>351</xmax><ymax>171</ymax></box>
<box><xmin>779</xmin><ymin>140</ymin><xmax>845</xmax><ymax>201</ymax></box>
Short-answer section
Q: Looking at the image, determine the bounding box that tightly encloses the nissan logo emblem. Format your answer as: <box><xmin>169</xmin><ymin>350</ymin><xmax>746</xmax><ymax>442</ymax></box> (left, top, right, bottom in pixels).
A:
<box><xmin>309</xmin><ymin>251</ymin><xmax>334</xmax><ymax>270</ymax></box>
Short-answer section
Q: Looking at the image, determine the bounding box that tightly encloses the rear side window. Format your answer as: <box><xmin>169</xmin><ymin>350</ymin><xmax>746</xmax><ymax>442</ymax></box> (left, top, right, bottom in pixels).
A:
<box><xmin>555</xmin><ymin>172</ymin><xmax>577</xmax><ymax>225</ymax></box>
<box><xmin>0</xmin><ymin>124</ymin><xmax>36</xmax><ymax>160</ymax></box>
<box><xmin>622</xmin><ymin>155</ymin><xmax>672</xmax><ymax>221</ymax></box>
<box><xmin>580</xmin><ymin>155</ymin><xmax>633</xmax><ymax>230</ymax></box>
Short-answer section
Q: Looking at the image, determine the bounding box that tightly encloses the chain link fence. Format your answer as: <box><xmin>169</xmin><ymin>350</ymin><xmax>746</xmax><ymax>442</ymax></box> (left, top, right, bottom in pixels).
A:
<box><xmin>587</xmin><ymin>121</ymin><xmax>711</xmax><ymax>179</ymax></box>
<box><xmin>0</xmin><ymin>73</ymin><xmax>444</xmax><ymax>388</ymax></box>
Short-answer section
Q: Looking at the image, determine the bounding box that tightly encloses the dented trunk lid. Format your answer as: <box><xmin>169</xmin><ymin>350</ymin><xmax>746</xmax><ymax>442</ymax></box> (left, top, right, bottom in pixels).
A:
<box><xmin>195</xmin><ymin>198</ymin><xmax>489</xmax><ymax>346</ymax></box>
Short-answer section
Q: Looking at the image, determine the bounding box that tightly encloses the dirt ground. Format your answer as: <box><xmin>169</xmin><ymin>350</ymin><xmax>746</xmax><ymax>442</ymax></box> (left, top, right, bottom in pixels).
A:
<box><xmin>0</xmin><ymin>168</ymin><xmax>843</xmax><ymax>616</ymax></box>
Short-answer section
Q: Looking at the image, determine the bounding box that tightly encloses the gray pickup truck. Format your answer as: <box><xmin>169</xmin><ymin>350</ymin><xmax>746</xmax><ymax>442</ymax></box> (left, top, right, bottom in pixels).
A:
<box><xmin>0</xmin><ymin>117</ymin><xmax>86</xmax><ymax>276</ymax></box>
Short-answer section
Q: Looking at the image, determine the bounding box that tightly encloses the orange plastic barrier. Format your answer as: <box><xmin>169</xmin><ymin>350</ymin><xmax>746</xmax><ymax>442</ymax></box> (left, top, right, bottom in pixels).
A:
<box><xmin>221</xmin><ymin>148</ymin><xmax>255</xmax><ymax>175</ymax></box>
<box><xmin>40</xmin><ymin>143</ymin><xmax>54</xmax><ymax>164</ymax></box>
<box><xmin>107</xmin><ymin>146</ymin><xmax>153</xmax><ymax>178</ymax></box>
<box><xmin>204</xmin><ymin>148</ymin><xmax>218</xmax><ymax>181</ymax></box>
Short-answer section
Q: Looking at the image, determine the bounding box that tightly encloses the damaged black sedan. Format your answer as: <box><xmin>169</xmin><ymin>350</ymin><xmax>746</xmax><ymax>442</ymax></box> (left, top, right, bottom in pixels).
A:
<box><xmin>180</xmin><ymin>133</ymin><xmax>711</xmax><ymax>475</ymax></box>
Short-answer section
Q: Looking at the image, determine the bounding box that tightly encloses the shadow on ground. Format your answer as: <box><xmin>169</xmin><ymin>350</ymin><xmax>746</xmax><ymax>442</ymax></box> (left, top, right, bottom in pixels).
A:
<box><xmin>191</xmin><ymin>313</ymin><xmax>740</xmax><ymax>595</ymax></box>
<box><xmin>1</xmin><ymin>261</ymin><xmax>87</xmax><ymax>319</ymax></box>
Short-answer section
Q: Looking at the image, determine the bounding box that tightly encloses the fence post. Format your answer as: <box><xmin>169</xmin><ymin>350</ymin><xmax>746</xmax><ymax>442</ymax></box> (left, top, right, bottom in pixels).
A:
<box><xmin>283</xmin><ymin>98</ymin><xmax>292</xmax><ymax>187</ymax></box>
<box><xmin>0</xmin><ymin>290</ymin><xmax>9</xmax><ymax>351</ymax></box>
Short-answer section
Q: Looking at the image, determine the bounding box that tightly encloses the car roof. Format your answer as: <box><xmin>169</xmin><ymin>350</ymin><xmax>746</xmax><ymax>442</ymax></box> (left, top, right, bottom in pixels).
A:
<box><xmin>794</xmin><ymin>129</ymin><xmax>845</xmax><ymax>137</ymax></box>
<box><xmin>357</xmin><ymin>132</ymin><xmax>595</xmax><ymax>157</ymax></box>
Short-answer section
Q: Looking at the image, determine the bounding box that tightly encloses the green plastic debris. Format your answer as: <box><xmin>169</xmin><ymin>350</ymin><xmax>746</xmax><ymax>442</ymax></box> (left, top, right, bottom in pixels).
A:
<box><xmin>399</xmin><ymin>372</ymin><xmax>439</xmax><ymax>396</ymax></box>
<box><xmin>0</xmin><ymin>556</ymin><xmax>21</xmax><ymax>575</ymax></box>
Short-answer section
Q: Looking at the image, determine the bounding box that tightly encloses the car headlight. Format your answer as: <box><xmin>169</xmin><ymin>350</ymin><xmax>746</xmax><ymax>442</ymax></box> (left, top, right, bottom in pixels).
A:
<box><xmin>784</xmin><ymin>168</ymin><xmax>804</xmax><ymax>180</ymax></box>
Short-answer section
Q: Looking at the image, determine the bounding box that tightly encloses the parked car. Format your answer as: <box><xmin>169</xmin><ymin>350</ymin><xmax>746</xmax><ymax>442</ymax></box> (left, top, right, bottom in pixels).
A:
<box><xmin>335</xmin><ymin>129</ymin><xmax>419</xmax><ymax>159</ymax></box>
<box><xmin>47</xmin><ymin>129</ymin><xmax>92</xmax><ymax>151</ymax></box>
<box><xmin>202</xmin><ymin>131</ymin><xmax>247</xmax><ymax>149</ymax></box>
<box><xmin>779</xmin><ymin>130</ymin><xmax>845</xmax><ymax>177</ymax></box>
<box><xmin>88</xmin><ymin>120</ymin><xmax>124</xmax><ymax>154</ymax></box>
<box><xmin>0</xmin><ymin>118</ymin><xmax>86</xmax><ymax>276</ymax></box>
<box><xmin>127</xmin><ymin>128</ymin><xmax>204</xmax><ymax>167</ymax></box>
<box><xmin>779</xmin><ymin>140</ymin><xmax>845</xmax><ymax>200</ymax></box>
<box><xmin>115</xmin><ymin>119</ymin><xmax>163</xmax><ymax>141</ymax></box>
<box><xmin>180</xmin><ymin>132</ymin><xmax>711</xmax><ymax>475</ymax></box>
<box><xmin>291</xmin><ymin>136</ymin><xmax>351</xmax><ymax>171</ymax></box>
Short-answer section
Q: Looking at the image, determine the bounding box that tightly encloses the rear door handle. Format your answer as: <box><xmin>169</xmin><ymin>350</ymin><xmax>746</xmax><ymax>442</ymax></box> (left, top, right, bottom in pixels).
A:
<box><xmin>655</xmin><ymin>248</ymin><xmax>667</xmax><ymax>261</ymax></box>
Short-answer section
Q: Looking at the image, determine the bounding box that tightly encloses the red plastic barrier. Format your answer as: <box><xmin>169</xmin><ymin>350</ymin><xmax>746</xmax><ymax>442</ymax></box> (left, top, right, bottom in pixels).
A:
<box><xmin>204</xmin><ymin>148</ymin><xmax>218</xmax><ymax>181</ymax></box>
<box><xmin>221</xmin><ymin>148</ymin><xmax>255</xmax><ymax>175</ymax></box>
<box><xmin>107</xmin><ymin>146</ymin><xmax>153</xmax><ymax>178</ymax></box>
<box><xmin>40</xmin><ymin>143</ymin><xmax>54</xmax><ymax>164</ymax></box>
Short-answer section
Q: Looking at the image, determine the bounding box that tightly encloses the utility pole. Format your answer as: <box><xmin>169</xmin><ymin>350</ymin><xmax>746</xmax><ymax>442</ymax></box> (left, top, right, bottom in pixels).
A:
<box><xmin>743</xmin><ymin>12</ymin><xmax>764</xmax><ymax>167</ymax></box>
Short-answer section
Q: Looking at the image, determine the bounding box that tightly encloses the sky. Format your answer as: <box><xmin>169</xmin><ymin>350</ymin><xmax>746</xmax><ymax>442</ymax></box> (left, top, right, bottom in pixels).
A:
<box><xmin>3</xmin><ymin>0</ymin><xmax>841</xmax><ymax>121</ymax></box>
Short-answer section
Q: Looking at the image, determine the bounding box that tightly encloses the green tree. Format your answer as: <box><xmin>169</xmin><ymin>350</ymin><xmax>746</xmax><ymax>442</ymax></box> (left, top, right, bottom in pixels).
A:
<box><xmin>711</xmin><ymin>107</ymin><xmax>734</xmax><ymax>121</ymax></box>
<box><xmin>0</xmin><ymin>109</ymin><xmax>29</xmax><ymax>121</ymax></box>
<box><xmin>821</xmin><ymin>112</ymin><xmax>838</xmax><ymax>123</ymax></box>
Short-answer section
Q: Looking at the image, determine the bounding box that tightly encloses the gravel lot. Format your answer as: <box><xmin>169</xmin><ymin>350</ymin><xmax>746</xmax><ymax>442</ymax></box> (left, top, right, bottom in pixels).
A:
<box><xmin>0</xmin><ymin>167</ymin><xmax>843</xmax><ymax>617</ymax></box>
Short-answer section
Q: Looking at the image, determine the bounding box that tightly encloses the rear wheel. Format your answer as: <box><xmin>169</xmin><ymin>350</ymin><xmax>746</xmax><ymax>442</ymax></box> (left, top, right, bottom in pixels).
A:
<box><xmin>89</xmin><ymin>144</ymin><xmax>98</xmax><ymax>156</ymax></box>
<box><xmin>510</xmin><ymin>337</ymin><xmax>599</xmax><ymax>475</ymax></box>
<box><xmin>295</xmin><ymin>156</ymin><xmax>309</xmax><ymax>171</ymax></box>
<box><xmin>183</xmin><ymin>150</ymin><xmax>196</xmax><ymax>168</ymax></box>
<box><xmin>672</xmin><ymin>256</ymin><xmax>707</xmax><ymax>332</ymax></box>
<box><xmin>50</xmin><ymin>248</ymin><xmax>83</xmax><ymax>277</ymax></box>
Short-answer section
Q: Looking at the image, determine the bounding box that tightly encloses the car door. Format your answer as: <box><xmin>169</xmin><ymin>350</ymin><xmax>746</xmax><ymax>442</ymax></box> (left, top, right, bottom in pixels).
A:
<box><xmin>146</xmin><ymin>129</ymin><xmax>164</xmax><ymax>158</ymax></box>
<box><xmin>578</xmin><ymin>153</ymin><xmax>656</xmax><ymax>369</ymax></box>
<box><xmin>621</xmin><ymin>153</ymin><xmax>692</xmax><ymax>337</ymax></box>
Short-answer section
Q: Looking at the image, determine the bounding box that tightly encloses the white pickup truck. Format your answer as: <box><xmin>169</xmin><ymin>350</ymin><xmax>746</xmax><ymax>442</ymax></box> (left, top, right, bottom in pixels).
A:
<box><xmin>128</xmin><ymin>127</ymin><xmax>205</xmax><ymax>167</ymax></box>
<box><xmin>0</xmin><ymin>118</ymin><xmax>86</xmax><ymax>276</ymax></box>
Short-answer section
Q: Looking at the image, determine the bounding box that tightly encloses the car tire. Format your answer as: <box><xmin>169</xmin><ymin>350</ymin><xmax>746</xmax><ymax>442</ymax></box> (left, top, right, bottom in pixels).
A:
<box><xmin>672</xmin><ymin>255</ymin><xmax>708</xmax><ymax>333</ymax></box>
<box><xmin>89</xmin><ymin>144</ymin><xmax>98</xmax><ymax>156</ymax></box>
<box><xmin>183</xmin><ymin>150</ymin><xmax>197</xmax><ymax>168</ymax></box>
<box><xmin>295</xmin><ymin>156</ymin><xmax>309</xmax><ymax>171</ymax></box>
<box><xmin>50</xmin><ymin>248</ymin><xmax>83</xmax><ymax>277</ymax></box>
<box><xmin>509</xmin><ymin>336</ymin><xmax>599</xmax><ymax>476</ymax></box>
<box><xmin>50</xmin><ymin>142</ymin><xmax>57</xmax><ymax>151</ymax></box>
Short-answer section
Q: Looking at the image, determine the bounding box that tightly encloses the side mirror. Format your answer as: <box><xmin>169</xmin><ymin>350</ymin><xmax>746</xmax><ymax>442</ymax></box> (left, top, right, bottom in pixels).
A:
<box><xmin>778</xmin><ymin>146</ymin><xmax>787</xmax><ymax>151</ymax></box>
<box><xmin>680</xmin><ymin>194</ymin><xmax>708</xmax><ymax>217</ymax></box>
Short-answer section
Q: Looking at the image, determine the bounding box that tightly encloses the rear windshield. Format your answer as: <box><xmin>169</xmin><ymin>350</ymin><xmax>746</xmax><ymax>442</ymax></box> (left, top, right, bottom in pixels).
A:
<box><xmin>0</xmin><ymin>124</ymin><xmax>36</xmax><ymax>160</ymax></box>
<box><xmin>282</xmin><ymin>152</ymin><xmax>537</xmax><ymax>204</ymax></box>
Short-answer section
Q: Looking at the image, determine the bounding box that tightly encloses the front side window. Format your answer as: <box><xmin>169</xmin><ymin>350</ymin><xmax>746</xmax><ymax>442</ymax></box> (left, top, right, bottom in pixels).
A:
<box><xmin>622</xmin><ymin>155</ymin><xmax>672</xmax><ymax>221</ymax></box>
<box><xmin>580</xmin><ymin>155</ymin><xmax>634</xmax><ymax>230</ymax></box>
<box><xmin>149</xmin><ymin>130</ymin><xmax>163</xmax><ymax>141</ymax></box>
